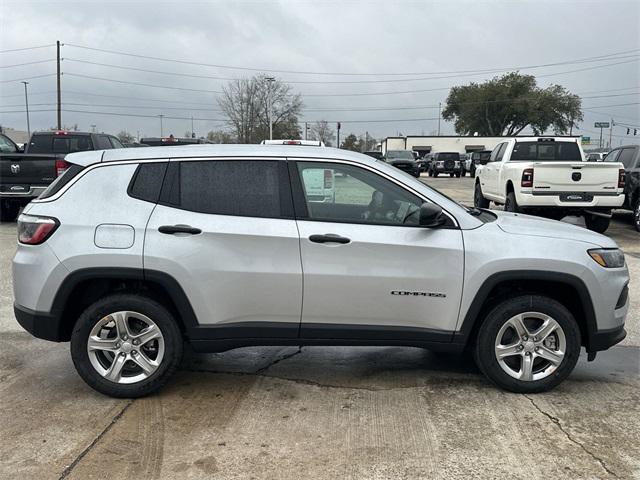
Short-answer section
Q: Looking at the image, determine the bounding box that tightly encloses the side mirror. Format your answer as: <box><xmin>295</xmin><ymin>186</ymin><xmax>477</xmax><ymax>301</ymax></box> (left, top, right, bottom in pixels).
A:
<box><xmin>419</xmin><ymin>202</ymin><xmax>446</xmax><ymax>228</ymax></box>
<box><xmin>479</xmin><ymin>158</ymin><xmax>490</xmax><ymax>165</ymax></box>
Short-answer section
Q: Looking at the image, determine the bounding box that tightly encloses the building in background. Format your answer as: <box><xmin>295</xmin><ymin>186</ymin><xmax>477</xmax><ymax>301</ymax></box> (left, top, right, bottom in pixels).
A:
<box><xmin>380</xmin><ymin>135</ymin><xmax>582</xmax><ymax>157</ymax></box>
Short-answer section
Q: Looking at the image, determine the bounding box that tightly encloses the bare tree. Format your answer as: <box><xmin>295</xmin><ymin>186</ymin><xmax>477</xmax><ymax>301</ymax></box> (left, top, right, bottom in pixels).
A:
<box><xmin>206</xmin><ymin>129</ymin><xmax>236</xmax><ymax>144</ymax></box>
<box><xmin>218</xmin><ymin>75</ymin><xmax>303</xmax><ymax>143</ymax></box>
<box><xmin>116</xmin><ymin>130</ymin><xmax>135</xmax><ymax>143</ymax></box>
<box><xmin>309</xmin><ymin>120</ymin><xmax>335</xmax><ymax>146</ymax></box>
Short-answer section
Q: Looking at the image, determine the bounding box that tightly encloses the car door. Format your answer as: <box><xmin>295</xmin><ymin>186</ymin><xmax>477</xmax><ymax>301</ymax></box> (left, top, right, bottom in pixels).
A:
<box><xmin>481</xmin><ymin>143</ymin><xmax>505</xmax><ymax>199</ymax></box>
<box><xmin>144</xmin><ymin>158</ymin><xmax>303</xmax><ymax>337</ymax></box>
<box><xmin>291</xmin><ymin>159</ymin><xmax>464</xmax><ymax>339</ymax></box>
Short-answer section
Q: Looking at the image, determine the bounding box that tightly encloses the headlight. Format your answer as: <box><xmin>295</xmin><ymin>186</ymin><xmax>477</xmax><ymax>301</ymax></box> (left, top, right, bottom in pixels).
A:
<box><xmin>588</xmin><ymin>248</ymin><xmax>625</xmax><ymax>268</ymax></box>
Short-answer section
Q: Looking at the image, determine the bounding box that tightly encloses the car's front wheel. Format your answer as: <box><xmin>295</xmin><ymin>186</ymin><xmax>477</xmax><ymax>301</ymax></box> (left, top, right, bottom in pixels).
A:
<box><xmin>634</xmin><ymin>197</ymin><xmax>640</xmax><ymax>232</ymax></box>
<box><xmin>71</xmin><ymin>294</ymin><xmax>183</xmax><ymax>398</ymax></box>
<box><xmin>474</xmin><ymin>182</ymin><xmax>490</xmax><ymax>208</ymax></box>
<box><xmin>474</xmin><ymin>295</ymin><xmax>581</xmax><ymax>393</ymax></box>
<box><xmin>584</xmin><ymin>213</ymin><xmax>610</xmax><ymax>233</ymax></box>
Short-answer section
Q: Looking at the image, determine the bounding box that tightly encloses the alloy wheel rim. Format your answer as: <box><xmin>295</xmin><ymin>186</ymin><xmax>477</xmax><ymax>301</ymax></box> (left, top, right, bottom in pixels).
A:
<box><xmin>87</xmin><ymin>311</ymin><xmax>165</xmax><ymax>384</ymax></box>
<box><xmin>494</xmin><ymin>312</ymin><xmax>566</xmax><ymax>382</ymax></box>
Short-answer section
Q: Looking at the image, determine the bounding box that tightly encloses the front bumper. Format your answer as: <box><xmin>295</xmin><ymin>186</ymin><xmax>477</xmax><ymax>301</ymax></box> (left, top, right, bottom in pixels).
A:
<box><xmin>14</xmin><ymin>304</ymin><xmax>65</xmax><ymax>342</ymax></box>
<box><xmin>589</xmin><ymin>325</ymin><xmax>627</xmax><ymax>352</ymax></box>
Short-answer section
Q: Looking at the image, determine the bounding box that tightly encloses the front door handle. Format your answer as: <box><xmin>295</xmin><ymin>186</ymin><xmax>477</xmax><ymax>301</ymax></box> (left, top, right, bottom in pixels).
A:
<box><xmin>309</xmin><ymin>234</ymin><xmax>351</xmax><ymax>244</ymax></box>
<box><xmin>158</xmin><ymin>225</ymin><xmax>202</xmax><ymax>235</ymax></box>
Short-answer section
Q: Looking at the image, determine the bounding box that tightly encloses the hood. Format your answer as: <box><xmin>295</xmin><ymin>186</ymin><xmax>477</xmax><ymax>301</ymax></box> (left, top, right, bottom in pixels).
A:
<box><xmin>494</xmin><ymin>210</ymin><xmax>617</xmax><ymax>248</ymax></box>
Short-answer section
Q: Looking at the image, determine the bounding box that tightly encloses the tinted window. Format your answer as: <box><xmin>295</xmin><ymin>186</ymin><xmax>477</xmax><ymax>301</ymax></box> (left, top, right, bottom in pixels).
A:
<box><xmin>510</xmin><ymin>141</ymin><xmax>581</xmax><ymax>161</ymax></box>
<box><xmin>28</xmin><ymin>134</ymin><xmax>52</xmax><ymax>153</ymax></box>
<box><xmin>39</xmin><ymin>164</ymin><xmax>85</xmax><ymax>199</ymax></box>
<box><xmin>297</xmin><ymin>162</ymin><xmax>423</xmax><ymax>226</ymax></box>
<box><xmin>438</xmin><ymin>153</ymin><xmax>459</xmax><ymax>161</ymax></box>
<box><xmin>495</xmin><ymin>144</ymin><xmax>507</xmax><ymax>161</ymax></box>
<box><xmin>110</xmin><ymin>137</ymin><xmax>124</xmax><ymax>149</ymax></box>
<box><xmin>617</xmin><ymin>148</ymin><xmax>636</xmax><ymax>169</ymax></box>
<box><xmin>386</xmin><ymin>150</ymin><xmax>414</xmax><ymax>160</ymax></box>
<box><xmin>164</xmin><ymin>160</ymin><xmax>288</xmax><ymax>218</ymax></box>
<box><xmin>0</xmin><ymin>135</ymin><xmax>18</xmax><ymax>153</ymax></box>
<box><xmin>95</xmin><ymin>135</ymin><xmax>112</xmax><ymax>149</ymax></box>
<box><xmin>51</xmin><ymin>135</ymin><xmax>93</xmax><ymax>154</ymax></box>
<box><xmin>604</xmin><ymin>149</ymin><xmax>620</xmax><ymax>163</ymax></box>
<box><xmin>128</xmin><ymin>162</ymin><xmax>168</xmax><ymax>203</ymax></box>
<box><xmin>490</xmin><ymin>143</ymin><xmax>504</xmax><ymax>162</ymax></box>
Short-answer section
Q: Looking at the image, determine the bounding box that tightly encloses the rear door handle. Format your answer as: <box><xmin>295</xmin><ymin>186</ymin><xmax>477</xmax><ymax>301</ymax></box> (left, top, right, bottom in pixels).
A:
<box><xmin>309</xmin><ymin>234</ymin><xmax>351</xmax><ymax>244</ymax></box>
<box><xmin>158</xmin><ymin>225</ymin><xmax>202</xmax><ymax>235</ymax></box>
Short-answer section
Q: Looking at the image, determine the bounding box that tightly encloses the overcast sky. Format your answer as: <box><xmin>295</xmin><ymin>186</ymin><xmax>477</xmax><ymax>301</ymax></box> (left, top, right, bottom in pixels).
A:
<box><xmin>1</xmin><ymin>0</ymin><xmax>639</xmax><ymax>144</ymax></box>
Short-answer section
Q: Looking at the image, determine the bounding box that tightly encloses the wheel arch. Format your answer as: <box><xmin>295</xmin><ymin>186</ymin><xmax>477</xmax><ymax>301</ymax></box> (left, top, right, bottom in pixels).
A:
<box><xmin>454</xmin><ymin>270</ymin><xmax>598</xmax><ymax>352</ymax></box>
<box><xmin>50</xmin><ymin>268</ymin><xmax>198</xmax><ymax>341</ymax></box>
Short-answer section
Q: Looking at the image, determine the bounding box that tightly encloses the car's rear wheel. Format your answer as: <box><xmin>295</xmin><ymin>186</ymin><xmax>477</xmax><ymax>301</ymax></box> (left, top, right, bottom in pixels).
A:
<box><xmin>584</xmin><ymin>214</ymin><xmax>610</xmax><ymax>233</ymax></box>
<box><xmin>634</xmin><ymin>197</ymin><xmax>640</xmax><ymax>232</ymax></box>
<box><xmin>474</xmin><ymin>295</ymin><xmax>580</xmax><ymax>393</ymax></box>
<box><xmin>461</xmin><ymin>170</ymin><xmax>466</xmax><ymax>177</ymax></box>
<box><xmin>504</xmin><ymin>192</ymin><xmax>519</xmax><ymax>213</ymax></box>
<box><xmin>71</xmin><ymin>294</ymin><xmax>183</xmax><ymax>398</ymax></box>
<box><xmin>449</xmin><ymin>173</ymin><xmax>454</xmax><ymax>178</ymax></box>
<box><xmin>474</xmin><ymin>182</ymin><xmax>490</xmax><ymax>209</ymax></box>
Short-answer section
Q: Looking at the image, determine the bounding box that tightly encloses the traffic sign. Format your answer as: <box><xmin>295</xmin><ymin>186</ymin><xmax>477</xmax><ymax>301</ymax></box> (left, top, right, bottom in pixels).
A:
<box><xmin>581</xmin><ymin>136</ymin><xmax>591</xmax><ymax>144</ymax></box>
<box><xmin>594</xmin><ymin>122</ymin><xmax>610</xmax><ymax>128</ymax></box>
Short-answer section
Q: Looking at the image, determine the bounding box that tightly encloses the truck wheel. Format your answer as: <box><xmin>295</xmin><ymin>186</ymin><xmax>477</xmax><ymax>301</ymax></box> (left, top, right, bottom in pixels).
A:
<box><xmin>461</xmin><ymin>170</ymin><xmax>466</xmax><ymax>177</ymax></box>
<box><xmin>449</xmin><ymin>173</ymin><xmax>454</xmax><ymax>178</ymax></box>
<box><xmin>428</xmin><ymin>169</ymin><xmax>433</xmax><ymax>177</ymax></box>
<box><xmin>470</xmin><ymin>167</ymin><xmax>476</xmax><ymax>178</ymax></box>
<box><xmin>434</xmin><ymin>172</ymin><xmax>439</xmax><ymax>178</ymax></box>
<box><xmin>474</xmin><ymin>182</ymin><xmax>490</xmax><ymax>209</ymax></box>
<box><xmin>634</xmin><ymin>198</ymin><xmax>640</xmax><ymax>232</ymax></box>
<box><xmin>0</xmin><ymin>201</ymin><xmax>20</xmax><ymax>222</ymax></box>
<box><xmin>71</xmin><ymin>294</ymin><xmax>183</xmax><ymax>398</ymax></box>
<box><xmin>504</xmin><ymin>192</ymin><xmax>520</xmax><ymax>213</ymax></box>
<box><xmin>474</xmin><ymin>295</ymin><xmax>581</xmax><ymax>393</ymax></box>
<box><xmin>584</xmin><ymin>214</ymin><xmax>610</xmax><ymax>233</ymax></box>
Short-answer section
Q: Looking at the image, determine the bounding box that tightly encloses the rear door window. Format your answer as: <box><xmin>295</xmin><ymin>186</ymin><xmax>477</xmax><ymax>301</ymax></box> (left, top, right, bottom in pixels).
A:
<box><xmin>160</xmin><ymin>160</ymin><xmax>292</xmax><ymax>219</ymax></box>
<box><xmin>0</xmin><ymin>135</ymin><xmax>18</xmax><ymax>153</ymax></box>
<box><xmin>617</xmin><ymin>148</ymin><xmax>636</xmax><ymax>168</ymax></box>
<box><xmin>28</xmin><ymin>134</ymin><xmax>52</xmax><ymax>153</ymax></box>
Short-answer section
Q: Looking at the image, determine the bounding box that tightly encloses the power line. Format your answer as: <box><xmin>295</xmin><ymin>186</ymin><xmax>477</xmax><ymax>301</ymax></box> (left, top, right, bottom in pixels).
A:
<box><xmin>63</xmin><ymin>42</ymin><xmax>640</xmax><ymax>77</ymax></box>
<box><xmin>0</xmin><ymin>73</ymin><xmax>56</xmax><ymax>83</ymax></box>
<box><xmin>0</xmin><ymin>44</ymin><xmax>55</xmax><ymax>54</ymax></box>
<box><xmin>0</xmin><ymin>59</ymin><xmax>55</xmax><ymax>69</ymax></box>
<box><xmin>63</xmin><ymin>73</ymin><xmax>223</xmax><ymax>94</ymax></box>
<box><xmin>62</xmin><ymin>108</ymin><xmax>227</xmax><ymax>122</ymax></box>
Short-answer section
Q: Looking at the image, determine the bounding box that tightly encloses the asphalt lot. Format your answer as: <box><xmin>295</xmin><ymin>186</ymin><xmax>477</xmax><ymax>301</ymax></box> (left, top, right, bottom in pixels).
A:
<box><xmin>0</xmin><ymin>175</ymin><xmax>638</xmax><ymax>479</ymax></box>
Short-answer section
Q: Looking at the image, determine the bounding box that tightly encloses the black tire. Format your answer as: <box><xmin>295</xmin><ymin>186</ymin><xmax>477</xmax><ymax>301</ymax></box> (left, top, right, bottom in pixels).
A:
<box><xmin>71</xmin><ymin>294</ymin><xmax>183</xmax><ymax>398</ymax></box>
<box><xmin>428</xmin><ymin>169</ymin><xmax>433</xmax><ymax>177</ymax></box>
<box><xmin>455</xmin><ymin>173</ymin><xmax>461</xmax><ymax>178</ymax></box>
<box><xmin>504</xmin><ymin>191</ymin><xmax>519</xmax><ymax>213</ymax></box>
<box><xmin>434</xmin><ymin>172</ymin><xmax>439</xmax><ymax>178</ymax></box>
<box><xmin>470</xmin><ymin>166</ymin><xmax>476</xmax><ymax>178</ymax></box>
<box><xmin>449</xmin><ymin>173</ymin><xmax>454</xmax><ymax>178</ymax></box>
<box><xmin>473</xmin><ymin>295</ymin><xmax>581</xmax><ymax>393</ymax></box>
<box><xmin>0</xmin><ymin>200</ymin><xmax>20</xmax><ymax>222</ymax></box>
<box><xmin>584</xmin><ymin>214</ymin><xmax>610</xmax><ymax>233</ymax></box>
<box><xmin>633</xmin><ymin>197</ymin><xmax>640</xmax><ymax>232</ymax></box>
<box><xmin>474</xmin><ymin>182</ymin><xmax>490</xmax><ymax>209</ymax></box>
<box><xmin>461</xmin><ymin>170</ymin><xmax>466</xmax><ymax>177</ymax></box>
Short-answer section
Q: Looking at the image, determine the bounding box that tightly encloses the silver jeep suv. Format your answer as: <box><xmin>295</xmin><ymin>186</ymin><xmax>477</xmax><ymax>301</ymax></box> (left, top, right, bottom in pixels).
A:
<box><xmin>13</xmin><ymin>145</ymin><xmax>629</xmax><ymax>397</ymax></box>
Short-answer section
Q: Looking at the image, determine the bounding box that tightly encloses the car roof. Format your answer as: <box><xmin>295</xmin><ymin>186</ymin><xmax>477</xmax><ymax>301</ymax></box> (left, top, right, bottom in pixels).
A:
<box><xmin>65</xmin><ymin>144</ymin><xmax>380</xmax><ymax>167</ymax></box>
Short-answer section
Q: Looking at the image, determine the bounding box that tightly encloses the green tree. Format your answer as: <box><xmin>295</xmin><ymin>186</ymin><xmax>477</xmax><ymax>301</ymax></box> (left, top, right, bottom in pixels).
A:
<box><xmin>340</xmin><ymin>133</ymin><xmax>359</xmax><ymax>151</ymax></box>
<box><xmin>116</xmin><ymin>130</ymin><xmax>135</xmax><ymax>143</ymax></box>
<box><xmin>442</xmin><ymin>72</ymin><xmax>582</xmax><ymax>136</ymax></box>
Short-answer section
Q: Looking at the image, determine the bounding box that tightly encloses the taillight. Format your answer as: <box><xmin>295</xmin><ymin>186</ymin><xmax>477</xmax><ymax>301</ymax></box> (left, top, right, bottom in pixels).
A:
<box><xmin>17</xmin><ymin>214</ymin><xmax>59</xmax><ymax>245</ymax></box>
<box><xmin>324</xmin><ymin>169</ymin><xmax>333</xmax><ymax>189</ymax></box>
<box><xmin>55</xmin><ymin>159</ymin><xmax>69</xmax><ymax>177</ymax></box>
<box><xmin>618</xmin><ymin>169</ymin><xmax>626</xmax><ymax>189</ymax></box>
<box><xmin>521</xmin><ymin>168</ymin><xmax>534</xmax><ymax>188</ymax></box>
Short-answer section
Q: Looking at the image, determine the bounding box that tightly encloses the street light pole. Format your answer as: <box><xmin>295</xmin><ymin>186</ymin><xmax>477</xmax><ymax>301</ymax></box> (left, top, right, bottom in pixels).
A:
<box><xmin>20</xmin><ymin>81</ymin><xmax>30</xmax><ymax>137</ymax></box>
<box><xmin>437</xmin><ymin>102</ymin><xmax>441</xmax><ymax>136</ymax></box>
<box><xmin>159</xmin><ymin>114</ymin><xmax>164</xmax><ymax>136</ymax></box>
<box><xmin>265</xmin><ymin>77</ymin><xmax>275</xmax><ymax>140</ymax></box>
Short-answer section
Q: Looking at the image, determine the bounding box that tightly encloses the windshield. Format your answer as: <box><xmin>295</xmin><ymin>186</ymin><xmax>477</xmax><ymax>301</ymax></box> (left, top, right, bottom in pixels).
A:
<box><xmin>510</xmin><ymin>141</ymin><xmax>582</xmax><ymax>161</ymax></box>
<box><xmin>387</xmin><ymin>150</ymin><xmax>414</xmax><ymax>160</ymax></box>
<box><xmin>438</xmin><ymin>153</ymin><xmax>459</xmax><ymax>161</ymax></box>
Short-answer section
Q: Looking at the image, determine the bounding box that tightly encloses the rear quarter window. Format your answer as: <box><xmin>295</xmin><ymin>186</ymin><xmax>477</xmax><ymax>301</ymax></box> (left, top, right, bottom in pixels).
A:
<box><xmin>128</xmin><ymin>162</ymin><xmax>168</xmax><ymax>203</ymax></box>
<box><xmin>38</xmin><ymin>164</ymin><xmax>85</xmax><ymax>199</ymax></box>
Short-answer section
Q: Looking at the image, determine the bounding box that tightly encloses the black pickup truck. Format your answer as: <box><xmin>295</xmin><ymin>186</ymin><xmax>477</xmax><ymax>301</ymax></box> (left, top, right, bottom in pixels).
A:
<box><xmin>605</xmin><ymin>144</ymin><xmax>640</xmax><ymax>231</ymax></box>
<box><xmin>0</xmin><ymin>131</ymin><xmax>124</xmax><ymax>221</ymax></box>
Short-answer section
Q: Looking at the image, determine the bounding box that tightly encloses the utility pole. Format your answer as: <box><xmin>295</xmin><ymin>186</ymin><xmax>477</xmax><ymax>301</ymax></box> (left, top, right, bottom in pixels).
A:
<box><xmin>20</xmin><ymin>81</ymin><xmax>30</xmax><ymax>137</ymax></box>
<box><xmin>337</xmin><ymin>122</ymin><xmax>341</xmax><ymax>148</ymax></box>
<box><xmin>609</xmin><ymin>118</ymin><xmax>614</xmax><ymax>149</ymax></box>
<box><xmin>437</xmin><ymin>102</ymin><xmax>441</xmax><ymax>136</ymax></box>
<box><xmin>191</xmin><ymin>115</ymin><xmax>195</xmax><ymax>138</ymax></box>
<box><xmin>305</xmin><ymin>122</ymin><xmax>309</xmax><ymax>140</ymax></box>
<box><xmin>265</xmin><ymin>77</ymin><xmax>275</xmax><ymax>140</ymax></box>
<box><xmin>159</xmin><ymin>114</ymin><xmax>164</xmax><ymax>136</ymax></box>
<box><xmin>56</xmin><ymin>40</ymin><xmax>61</xmax><ymax>130</ymax></box>
<box><xmin>364</xmin><ymin>131</ymin><xmax>369</xmax><ymax>152</ymax></box>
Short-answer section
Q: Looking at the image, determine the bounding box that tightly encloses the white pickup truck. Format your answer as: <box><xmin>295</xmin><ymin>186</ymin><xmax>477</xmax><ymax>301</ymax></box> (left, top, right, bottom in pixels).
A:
<box><xmin>474</xmin><ymin>137</ymin><xmax>626</xmax><ymax>232</ymax></box>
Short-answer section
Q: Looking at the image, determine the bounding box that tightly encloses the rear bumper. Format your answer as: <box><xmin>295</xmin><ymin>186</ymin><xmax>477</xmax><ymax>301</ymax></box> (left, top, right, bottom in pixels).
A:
<box><xmin>14</xmin><ymin>303</ymin><xmax>65</xmax><ymax>342</ymax></box>
<box><xmin>518</xmin><ymin>191</ymin><xmax>625</xmax><ymax>208</ymax></box>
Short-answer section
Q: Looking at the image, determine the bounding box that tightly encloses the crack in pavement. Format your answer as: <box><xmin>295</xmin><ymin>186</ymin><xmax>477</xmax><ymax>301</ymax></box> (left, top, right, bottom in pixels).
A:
<box><xmin>58</xmin><ymin>400</ymin><xmax>134</xmax><ymax>480</ymax></box>
<box><xmin>254</xmin><ymin>347</ymin><xmax>303</xmax><ymax>375</ymax></box>
<box><xmin>524</xmin><ymin>394</ymin><xmax>618</xmax><ymax>478</ymax></box>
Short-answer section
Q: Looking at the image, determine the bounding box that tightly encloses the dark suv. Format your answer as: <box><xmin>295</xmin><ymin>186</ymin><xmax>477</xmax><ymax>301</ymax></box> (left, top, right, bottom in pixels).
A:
<box><xmin>605</xmin><ymin>145</ymin><xmax>640</xmax><ymax>231</ymax></box>
<box><xmin>468</xmin><ymin>150</ymin><xmax>492</xmax><ymax>177</ymax></box>
<box><xmin>383</xmin><ymin>150</ymin><xmax>420</xmax><ymax>177</ymax></box>
<box><xmin>428</xmin><ymin>152</ymin><xmax>462</xmax><ymax>177</ymax></box>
